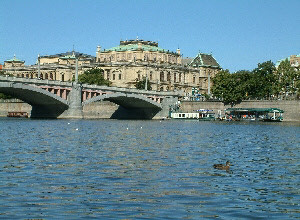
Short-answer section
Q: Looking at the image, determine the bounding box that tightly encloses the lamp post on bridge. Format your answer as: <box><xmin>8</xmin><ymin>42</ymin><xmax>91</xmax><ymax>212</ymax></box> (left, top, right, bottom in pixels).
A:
<box><xmin>38</xmin><ymin>54</ymin><xmax>41</xmax><ymax>79</ymax></box>
<box><xmin>145</xmin><ymin>65</ymin><xmax>148</xmax><ymax>91</ymax></box>
<box><xmin>75</xmin><ymin>58</ymin><xmax>78</xmax><ymax>83</ymax></box>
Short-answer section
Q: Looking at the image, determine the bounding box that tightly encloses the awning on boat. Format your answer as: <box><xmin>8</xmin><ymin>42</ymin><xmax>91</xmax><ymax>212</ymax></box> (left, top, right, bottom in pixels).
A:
<box><xmin>225</xmin><ymin>108</ymin><xmax>284</xmax><ymax>113</ymax></box>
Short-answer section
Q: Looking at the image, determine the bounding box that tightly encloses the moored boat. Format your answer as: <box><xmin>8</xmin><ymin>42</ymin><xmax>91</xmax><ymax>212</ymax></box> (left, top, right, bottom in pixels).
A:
<box><xmin>224</xmin><ymin>108</ymin><xmax>284</xmax><ymax>122</ymax></box>
<box><xmin>7</xmin><ymin>112</ymin><xmax>29</xmax><ymax>118</ymax></box>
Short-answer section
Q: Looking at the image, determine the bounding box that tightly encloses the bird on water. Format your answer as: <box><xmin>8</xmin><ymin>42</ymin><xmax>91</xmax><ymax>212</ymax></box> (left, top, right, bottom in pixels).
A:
<box><xmin>213</xmin><ymin>161</ymin><xmax>231</xmax><ymax>170</ymax></box>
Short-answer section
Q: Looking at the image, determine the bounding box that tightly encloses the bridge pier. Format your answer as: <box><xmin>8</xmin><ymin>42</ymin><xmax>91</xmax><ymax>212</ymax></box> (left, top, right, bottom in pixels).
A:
<box><xmin>155</xmin><ymin>96</ymin><xmax>179</xmax><ymax>119</ymax></box>
<box><xmin>59</xmin><ymin>82</ymin><xmax>83</xmax><ymax>119</ymax></box>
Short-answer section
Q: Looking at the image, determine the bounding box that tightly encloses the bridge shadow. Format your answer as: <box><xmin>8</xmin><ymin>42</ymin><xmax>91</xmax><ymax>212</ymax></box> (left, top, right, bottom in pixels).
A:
<box><xmin>110</xmin><ymin>106</ymin><xmax>160</xmax><ymax>120</ymax></box>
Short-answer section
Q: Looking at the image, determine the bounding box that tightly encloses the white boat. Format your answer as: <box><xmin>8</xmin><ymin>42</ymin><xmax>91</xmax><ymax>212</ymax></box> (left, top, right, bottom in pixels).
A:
<box><xmin>170</xmin><ymin>112</ymin><xmax>199</xmax><ymax>119</ymax></box>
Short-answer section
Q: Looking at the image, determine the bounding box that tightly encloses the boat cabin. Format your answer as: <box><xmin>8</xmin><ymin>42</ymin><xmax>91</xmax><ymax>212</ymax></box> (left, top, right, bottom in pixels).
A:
<box><xmin>225</xmin><ymin>108</ymin><xmax>284</xmax><ymax>122</ymax></box>
<box><xmin>171</xmin><ymin>112</ymin><xmax>199</xmax><ymax>119</ymax></box>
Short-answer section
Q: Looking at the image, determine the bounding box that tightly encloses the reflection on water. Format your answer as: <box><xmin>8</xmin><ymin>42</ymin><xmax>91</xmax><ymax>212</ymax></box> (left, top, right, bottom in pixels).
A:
<box><xmin>0</xmin><ymin>119</ymin><xmax>299</xmax><ymax>219</ymax></box>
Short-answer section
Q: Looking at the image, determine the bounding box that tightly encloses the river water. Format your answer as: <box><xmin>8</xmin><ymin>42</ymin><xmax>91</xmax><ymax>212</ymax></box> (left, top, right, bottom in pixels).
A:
<box><xmin>0</xmin><ymin>118</ymin><xmax>299</xmax><ymax>219</ymax></box>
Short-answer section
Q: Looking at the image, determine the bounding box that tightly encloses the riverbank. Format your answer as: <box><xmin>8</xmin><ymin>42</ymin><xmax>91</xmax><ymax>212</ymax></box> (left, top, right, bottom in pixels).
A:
<box><xmin>0</xmin><ymin>99</ymin><xmax>299</xmax><ymax>121</ymax></box>
<box><xmin>180</xmin><ymin>100</ymin><xmax>300</xmax><ymax>122</ymax></box>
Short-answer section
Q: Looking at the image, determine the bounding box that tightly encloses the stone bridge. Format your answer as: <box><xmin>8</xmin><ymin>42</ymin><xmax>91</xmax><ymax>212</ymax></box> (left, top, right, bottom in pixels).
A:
<box><xmin>0</xmin><ymin>76</ymin><xmax>180</xmax><ymax>119</ymax></box>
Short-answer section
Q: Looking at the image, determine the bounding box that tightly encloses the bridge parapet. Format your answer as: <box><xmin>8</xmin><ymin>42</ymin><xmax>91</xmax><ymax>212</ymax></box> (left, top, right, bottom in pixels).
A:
<box><xmin>0</xmin><ymin>76</ymin><xmax>73</xmax><ymax>87</ymax></box>
<box><xmin>82</xmin><ymin>83</ymin><xmax>182</xmax><ymax>104</ymax></box>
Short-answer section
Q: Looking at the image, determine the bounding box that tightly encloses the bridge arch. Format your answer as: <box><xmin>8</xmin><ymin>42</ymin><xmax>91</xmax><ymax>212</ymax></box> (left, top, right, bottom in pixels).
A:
<box><xmin>82</xmin><ymin>92</ymin><xmax>162</xmax><ymax>109</ymax></box>
<box><xmin>82</xmin><ymin>93</ymin><xmax>162</xmax><ymax>119</ymax></box>
<box><xmin>0</xmin><ymin>82</ymin><xmax>69</xmax><ymax>118</ymax></box>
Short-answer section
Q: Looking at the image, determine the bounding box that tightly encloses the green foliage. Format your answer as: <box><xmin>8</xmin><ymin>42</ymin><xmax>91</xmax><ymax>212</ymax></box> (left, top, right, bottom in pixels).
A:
<box><xmin>77</xmin><ymin>68</ymin><xmax>111</xmax><ymax>86</ymax></box>
<box><xmin>251</xmin><ymin>61</ymin><xmax>276</xmax><ymax>99</ymax></box>
<box><xmin>135</xmin><ymin>77</ymin><xmax>152</xmax><ymax>90</ymax></box>
<box><xmin>212</xmin><ymin>60</ymin><xmax>300</xmax><ymax>103</ymax></box>
<box><xmin>276</xmin><ymin>59</ymin><xmax>299</xmax><ymax>97</ymax></box>
<box><xmin>212</xmin><ymin>69</ymin><xmax>250</xmax><ymax>106</ymax></box>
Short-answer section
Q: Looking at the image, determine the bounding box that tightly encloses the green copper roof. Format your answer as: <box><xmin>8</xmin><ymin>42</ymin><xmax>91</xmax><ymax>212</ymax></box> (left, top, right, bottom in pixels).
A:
<box><xmin>105</xmin><ymin>44</ymin><xmax>168</xmax><ymax>53</ymax></box>
<box><xmin>60</xmin><ymin>54</ymin><xmax>76</xmax><ymax>59</ymax></box>
<box><xmin>5</xmin><ymin>55</ymin><xmax>24</xmax><ymax>63</ymax></box>
<box><xmin>103</xmin><ymin>40</ymin><xmax>178</xmax><ymax>54</ymax></box>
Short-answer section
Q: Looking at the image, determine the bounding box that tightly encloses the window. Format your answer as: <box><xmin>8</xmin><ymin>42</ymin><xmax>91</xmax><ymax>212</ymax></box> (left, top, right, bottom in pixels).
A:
<box><xmin>193</xmin><ymin>76</ymin><xmax>196</xmax><ymax>83</ymax></box>
<box><xmin>113</xmin><ymin>74</ymin><xmax>115</xmax><ymax>80</ymax></box>
<box><xmin>167</xmin><ymin>72</ymin><xmax>171</xmax><ymax>82</ymax></box>
<box><xmin>119</xmin><ymin>74</ymin><xmax>121</xmax><ymax>80</ymax></box>
<box><xmin>106</xmin><ymin>70</ymin><xmax>110</xmax><ymax>80</ymax></box>
<box><xmin>160</xmin><ymin>72</ymin><xmax>164</xmax><ymax>81</ymax></box>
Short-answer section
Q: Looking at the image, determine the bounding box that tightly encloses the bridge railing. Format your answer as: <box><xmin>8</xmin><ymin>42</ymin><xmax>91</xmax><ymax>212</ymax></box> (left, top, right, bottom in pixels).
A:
<box><xmin>0</xmin><ymin>76</ymin><xmax>183</xmax><ymax>103</ymax></box>
<box><xmin>0</xmin><ymin>75</ymin><xmax>73</xmax><ymax>87</ymax></box>
<box><xmin>82</xmin><ymin>83</ymin><xmax>183</xmax><ymax>97</ymax></box>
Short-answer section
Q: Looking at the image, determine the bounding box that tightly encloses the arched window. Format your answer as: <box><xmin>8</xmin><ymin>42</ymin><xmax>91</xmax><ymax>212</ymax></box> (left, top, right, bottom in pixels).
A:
<box><xmin>61</xmin><ymin>74</ymin><xmax>64</xmax><ymax>82</ymax></box>
<box><xmin>45</xmin><ymin>73</ymin><xmax>48</xmax><ymax>79</ymax></box>
<box><xmin>21</xmin><ymin>74</ymin><xmax>24</xmax><ymax>78</ymax></box>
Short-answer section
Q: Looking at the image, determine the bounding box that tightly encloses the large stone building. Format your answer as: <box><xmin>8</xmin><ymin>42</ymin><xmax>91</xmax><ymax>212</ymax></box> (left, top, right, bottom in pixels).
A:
<box><xmin>3</xmin><ymin>52</ymin><xmax>95</xmax><ymax>82</ymax></box>
<box><xmin>3</xmin><ymin>39</ymin><xmax>221</xmax><ymax>95</ymax></box>
<box><xmin>96</xmin><ymin>39</ymin><xmax>221</xmax><ymax>94</ymax></box>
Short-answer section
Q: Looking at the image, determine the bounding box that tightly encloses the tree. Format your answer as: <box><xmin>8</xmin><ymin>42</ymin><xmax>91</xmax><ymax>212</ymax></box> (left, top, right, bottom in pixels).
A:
<box><xmin>135</xmin><ymin>76</ymin><xmax>152</xmax><ymax>90</ymax></box>
<box><xmin>76</xmin><ymin>68</ymin><xmax>111</xmax><ymax>86</ymax></box>
<box><xmin>276</xmin><ymin>59</ymin><xmax>298</xmax><ymax>98</ymax></box>
<box><xmin>212</xmin><ymin>70</ymin><xmax>246</xmax><ymax>106</ymax></box>
<box><xmin>212</xmin><ymin>69</ymin><xmax>255</xmax><ymax>106</ymax></box>
<box><xmin>251</xmin><ymin>61</ymin><xmax>276</xmax><ymax>99</ymax></box>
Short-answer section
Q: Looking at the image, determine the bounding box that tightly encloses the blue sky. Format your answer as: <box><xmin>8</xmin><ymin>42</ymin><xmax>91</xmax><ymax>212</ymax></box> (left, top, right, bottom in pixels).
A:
<box><xmin>1</xmin><ymin>0</ymin><xmax>299</xmax><ymax>72</ymax></box>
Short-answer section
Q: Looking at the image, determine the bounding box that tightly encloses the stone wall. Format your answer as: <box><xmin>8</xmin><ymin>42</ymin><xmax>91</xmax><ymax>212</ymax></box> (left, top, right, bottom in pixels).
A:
<box><xmin>0</xmin><ymin>100</ymin><xmax>32</xmax><ymax>117</ymax></box>
<box><xmin>1</xmin><ymin>99</ymin><xmax>299</xmax><ymax>121</ymax></box>
<box><xmin>180</xmin><ymin>100</ymin><xmax>300</xmax><ymax>122</ymax></box>
<box><xmin>82</xmin><ymin>101</ymin><xmax>118</xmax><ymax>119</ymax></box>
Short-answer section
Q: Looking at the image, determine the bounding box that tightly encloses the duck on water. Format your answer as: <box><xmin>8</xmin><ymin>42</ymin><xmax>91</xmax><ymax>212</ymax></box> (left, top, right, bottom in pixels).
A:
<box><xmin>213</xmin><ymin>161</ymin><xmax>231</xmax><ymax>170</ymax></box>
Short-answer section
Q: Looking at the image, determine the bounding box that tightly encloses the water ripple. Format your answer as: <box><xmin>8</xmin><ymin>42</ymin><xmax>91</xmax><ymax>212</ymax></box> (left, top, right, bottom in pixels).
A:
<box><xmin>0</xmin><ymin>119</ymin><xmax>299</xmax><ymax>219</ymax></box>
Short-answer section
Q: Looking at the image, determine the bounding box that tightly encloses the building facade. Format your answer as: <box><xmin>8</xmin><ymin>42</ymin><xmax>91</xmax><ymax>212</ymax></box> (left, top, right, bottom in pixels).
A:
<box><xmin>96</xmin><ymin>39</ymin><xmax>221</xmax><ymax>95</ymax></box>
<box><xmin>3</xmin><ymin>52</ymin><xmax>95</xmax><ymax>82</ymax></box>
<box><xmin>3</xmin><ymin>39</ymin><xmax>221</xmax><ymax>95</ymax></box>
